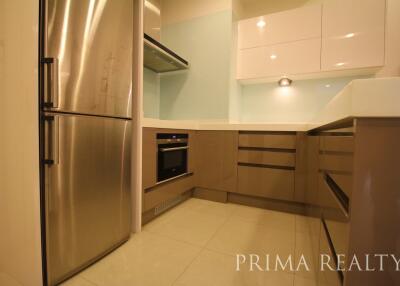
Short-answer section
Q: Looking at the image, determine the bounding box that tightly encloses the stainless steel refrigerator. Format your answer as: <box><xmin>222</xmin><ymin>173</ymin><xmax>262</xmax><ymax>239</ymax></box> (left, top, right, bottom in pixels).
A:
<box><xmin>39</xmin><ymin>1</ymin><xmax>132</xmax><ymax>285</ymax></box>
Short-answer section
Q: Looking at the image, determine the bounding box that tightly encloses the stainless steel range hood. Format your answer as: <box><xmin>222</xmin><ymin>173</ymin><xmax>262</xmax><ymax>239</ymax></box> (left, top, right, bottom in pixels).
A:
<box><xmin>144</xmin><ymin>33</ymin><xmax>189</xmax><ymax>73</ymax></box>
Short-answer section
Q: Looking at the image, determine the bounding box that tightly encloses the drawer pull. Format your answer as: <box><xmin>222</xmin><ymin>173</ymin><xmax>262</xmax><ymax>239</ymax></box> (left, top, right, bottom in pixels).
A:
<box><xmin>238</xmin><ymin>162</ymin><xmax>294</xmax><ymax>171</ymax></box>
<box><xmin>324</xmin><ymin>173</ymin><xmax>350</xmax><ymax>217</ymax></box>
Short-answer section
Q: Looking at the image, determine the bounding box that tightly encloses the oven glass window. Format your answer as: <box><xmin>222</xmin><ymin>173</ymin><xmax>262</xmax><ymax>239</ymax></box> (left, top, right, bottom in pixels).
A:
<box><xmin>163</xmin><ymin>150</ymin><xmax>184</xmax><ymax>169</ymax></box>
<box><xmin>157</xmin><ymin>148</ymin><xmax>188</xmax><ymax>182</ymax></box>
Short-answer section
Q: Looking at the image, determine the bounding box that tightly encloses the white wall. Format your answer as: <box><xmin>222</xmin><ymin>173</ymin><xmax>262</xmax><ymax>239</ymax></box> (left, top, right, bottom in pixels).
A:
<box><xmin>0</xmin><ymin>0</ymin><xmax>43</xmax><ymax>285</ymax></box>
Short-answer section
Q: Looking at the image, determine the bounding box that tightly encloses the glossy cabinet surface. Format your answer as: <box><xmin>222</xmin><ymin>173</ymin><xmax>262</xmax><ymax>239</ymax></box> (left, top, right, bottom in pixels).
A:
<box><xmin>321</xmin><ymin>0</ymin><xmax>385</xmax><ymax>71</ymax></box>
<box><xmin>237</xmin><ymin>38</ymin><xmax>321</xmax><ymax>80</ymax></box>
<box><xmin>238</xmin><ymin>4</ymin><xmax>321</xmax><ymax>50</ymax></box>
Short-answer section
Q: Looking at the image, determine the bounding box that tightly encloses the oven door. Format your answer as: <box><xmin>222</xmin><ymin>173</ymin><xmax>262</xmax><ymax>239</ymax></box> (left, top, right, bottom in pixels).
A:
<box><xmin>157</xmin><ymin>144</ymin><xmax>188</xmax><ymax>182</ymax></box>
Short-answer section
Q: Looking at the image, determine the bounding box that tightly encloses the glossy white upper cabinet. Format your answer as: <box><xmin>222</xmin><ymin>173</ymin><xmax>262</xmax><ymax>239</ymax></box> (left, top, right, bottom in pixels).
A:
<box><xmin>238</xmin><ymin>38</ymin><xmax>321</xmax><ymax>80</ymax></box>
<box><xmin>238</xmin><ymin>5</ymin><xmax>322</xmax><ymax>50</ymax></box>
<box><xmin>321</xmin><ymin>0</ymin><xmax>385</xmax><ymax>71</ymax></box>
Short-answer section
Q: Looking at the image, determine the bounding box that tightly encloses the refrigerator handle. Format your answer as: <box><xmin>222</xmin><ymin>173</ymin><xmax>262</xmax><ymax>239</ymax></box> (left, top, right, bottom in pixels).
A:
<box><xmin>42</xmin><ymin>57</ymin><xmax>59</xmax><ymax>108</ymax></box>
<box><xmin>43</xmin><ymin>115</ymin><xmax>60</xmax><ymax>165</ymax></box>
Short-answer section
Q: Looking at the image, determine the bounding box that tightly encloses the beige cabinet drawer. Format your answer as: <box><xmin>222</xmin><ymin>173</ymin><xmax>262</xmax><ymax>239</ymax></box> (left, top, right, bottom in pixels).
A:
<box><xmin>320</xmin><ymin>153</ymin><xmax>353</xmax><ymax>173</ymax></box>
<box><xmin>143</xmin><ymin>175</ymin><xmax>194</xmax><ymax>212</ymax></box>
<box><xmin>238</xmin><ymin>149</ymin><xmax>295</xmax><ymax>167</ymax></box>
<box><xmin>237</xmin><ymin>165</ymin><xmax>294</xmax><ymax>201</ymax></box>
<box><xmin>320</xmin><ymin>135</ymin><xmax>354</xmax><ymax>153</ymax></box>
<box><xmin>239</xmin><ymin>133</ymin><xmax>296</xmax><ymax>149</ymax></box>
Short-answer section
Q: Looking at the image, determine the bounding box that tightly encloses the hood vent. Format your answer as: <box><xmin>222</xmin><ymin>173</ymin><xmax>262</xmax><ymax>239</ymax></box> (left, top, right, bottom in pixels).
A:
<box><xmin>144</xmin><ymin>34</ymin><xmax>189</xmax><ymax>73</ymax></box>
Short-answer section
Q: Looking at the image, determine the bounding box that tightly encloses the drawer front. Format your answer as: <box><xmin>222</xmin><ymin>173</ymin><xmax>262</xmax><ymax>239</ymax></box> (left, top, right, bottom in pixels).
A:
<box><xmin>319</xmin><ymin>174</ymin><xmax>349</xmax><ymax>262</ymax></box>
<box><xmin>238</xmin><ymin>149</ymin><xmax>295</xmax><ymax>167</ymax></box>
<box><xmin>321</xmin><ymin>135</ymin><xmax>354</xmax><ymax>153</ymax></box>
<box><xmin>143</xmin><ymin>175</ymin><xmax>194</xmax><ymax>212</ymax></box>
<box><xmin>237</xmin><ymin>165</ymin><xmax>294</xmax><ymax>201</ymax></box>
<box><xmin>319</xmin><ymin>153</ymin><xmax>353</xmax><ymax>173</ymax></box>
<box><xmin>239</xmin><ymin>133</ymin><xmax>296</xmax><ymax>149</ymax></box>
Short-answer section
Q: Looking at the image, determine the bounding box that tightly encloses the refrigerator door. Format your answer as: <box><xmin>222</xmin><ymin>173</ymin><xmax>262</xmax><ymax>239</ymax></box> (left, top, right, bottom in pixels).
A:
<box><xmin>44</xmin><ymin>0</ymin><xmax>132</xmax><ymax>118</ymax></box>
<box><xmin>43</xmin><ymin>113</ymin><xmax>131</xmax><ymax>285</ymax></box>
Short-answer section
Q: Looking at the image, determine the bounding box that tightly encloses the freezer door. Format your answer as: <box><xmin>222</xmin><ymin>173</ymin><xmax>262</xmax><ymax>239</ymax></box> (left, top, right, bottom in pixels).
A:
<box><xmin>43</xmin><ymin>113</ymin><xmax>131</xmax><ymax>285</ymax></box>
<box><xmin>44</xmin><ymin>0</ymin><xmax>132</xmax><ymax>118</ymax></box>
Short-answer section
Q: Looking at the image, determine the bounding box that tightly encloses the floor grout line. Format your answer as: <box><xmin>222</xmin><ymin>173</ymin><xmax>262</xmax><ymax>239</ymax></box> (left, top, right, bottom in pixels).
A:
<box><xmin>169</xmin><ymin>203</ymin><xmax>237</xmax><ymax>286</ymax></box>
<box><xmin>80</xmin><ymin>275</ymin><xmax>98</xmax><ymax>286</ymax></box>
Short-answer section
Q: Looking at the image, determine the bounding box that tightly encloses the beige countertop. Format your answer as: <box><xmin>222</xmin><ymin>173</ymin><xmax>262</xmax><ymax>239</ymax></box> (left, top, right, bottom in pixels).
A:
<box><xmin>142</xmin><ymin>77</ymin><xmax>400</xmax><ymax>132</ymax></box>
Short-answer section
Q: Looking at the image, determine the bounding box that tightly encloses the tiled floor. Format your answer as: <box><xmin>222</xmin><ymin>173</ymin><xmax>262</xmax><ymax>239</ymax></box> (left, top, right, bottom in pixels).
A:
<box><xmin>62</xmin><ymin>198</ymin><xmax>319</xmax><ymax>286</ymax></box>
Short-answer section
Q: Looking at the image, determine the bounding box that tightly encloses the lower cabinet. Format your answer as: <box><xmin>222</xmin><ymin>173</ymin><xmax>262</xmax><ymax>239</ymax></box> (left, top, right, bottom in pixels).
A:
<box><xmin>194</xmin><ymin>131</ymin><xmax>238</xmax><ymax>192</ymax></box>
<box><xmin>237</xmin><ymin>165</ymin><xmax>295</xmax><ymax>201</ymax></box>
<box><xmin>143</xmin><ymin>174</ymin><xmax>194</xmax><ymax>212</ymax></box>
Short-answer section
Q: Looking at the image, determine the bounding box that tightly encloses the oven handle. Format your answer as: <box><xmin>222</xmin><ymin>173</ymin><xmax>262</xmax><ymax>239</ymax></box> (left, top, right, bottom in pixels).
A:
<box><xmin>159</xmin><ymin>146</ymin><xmax>188</xmax><ymax>152</ymax></box>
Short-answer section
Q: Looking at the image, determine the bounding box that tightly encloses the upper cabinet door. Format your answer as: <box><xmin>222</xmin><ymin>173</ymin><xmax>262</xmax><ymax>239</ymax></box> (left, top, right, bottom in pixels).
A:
<box><xmin>238</xmin><ymin>4</ymin><xmax>322</xmax><ymax>50</ymax></box>
<box><xmin>238</xmin><ymin>38</ymin><xmax>321</xmax><ymax>80</ymax></box>
<box><xmin>321</xmin><ymin>0</ymin><xmax>386</xmax><ymax>71</ymax></box>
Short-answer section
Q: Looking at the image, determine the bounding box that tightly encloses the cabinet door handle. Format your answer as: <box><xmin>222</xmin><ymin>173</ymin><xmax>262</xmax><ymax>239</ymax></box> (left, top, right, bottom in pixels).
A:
<box><xmin>159</xmin><ymin>146</ymin><xmax>188</xmax><ymax>152</ymax></box>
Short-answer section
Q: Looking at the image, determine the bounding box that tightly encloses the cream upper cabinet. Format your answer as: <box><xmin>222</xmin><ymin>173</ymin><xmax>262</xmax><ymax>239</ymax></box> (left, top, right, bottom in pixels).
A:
<box><xmin>238</xmin><ymin>38</ymin><xmax>321</xmax><ymax>80</ymax></box>
<box><xmin>238</xmin><ymin>5</ymin><xmax>322</xmax><ymax>50</ymax></box>
<box><xmin>321</xmin><ymin>0</ymin><xmax>385</xmax><ymax>71</ymax></box>
<box><xmin>237</xmin><ymin>0</ymin><xmax>386</xmax><ymax>82</ymax></box>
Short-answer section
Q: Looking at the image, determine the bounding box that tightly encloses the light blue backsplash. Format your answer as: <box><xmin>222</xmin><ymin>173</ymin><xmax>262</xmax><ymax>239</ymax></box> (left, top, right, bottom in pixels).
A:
<box><xmin>240</xmin><ymin>76</ymin><xmax>369</xmax><ymax>123</ymax></box>
<box><xmin>143</xmin><ymin>68</ymin><xmax>160</xmax><ymax>118</ymax></box>
<box><xmin>159</xmin><ymin>10</ymin><xmax>233</xmax><ymax>120</ymax></box>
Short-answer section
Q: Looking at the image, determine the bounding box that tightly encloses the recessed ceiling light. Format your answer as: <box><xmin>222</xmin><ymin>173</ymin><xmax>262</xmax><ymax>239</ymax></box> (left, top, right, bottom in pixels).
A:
<box><xmin>257</xmin><ymin>20</ymin><xmax>266</xmax><ymax>28</ymax></box>
<box><xmin>270</xmin><ymin>54</ymin><xmax>277</xmax><ymax>60</ymax></box>
<box><xmin>345</xmin><ymin>33</ymin><xmax>355</xmax><ymax>38</ymax></box>
<box><xmin>325</xmin><ymin>84</ymin><xmax>331</xmax><ymax>88</ymax></box>
<box><xmin>335</xmin><ymin>62</ymin><xmax>346</xmax><ymax>67</ymax></box>
<box><xmin>278</xmin><ymin>77</ymin><xmax>292</xmax><ymax>87</ymax></box>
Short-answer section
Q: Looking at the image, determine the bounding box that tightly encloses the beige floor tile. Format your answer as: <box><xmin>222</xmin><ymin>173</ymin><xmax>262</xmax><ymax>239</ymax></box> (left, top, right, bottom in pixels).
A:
<box><xmin>206</xmin><ymin>217</ymin><xmax>295</xmax><ymax>265</ymax></box>
<box><xmin>295</xmin><ymin>232</ymin><xmax>319</xmax><ymax>279</ymax></box>
<box><xmin>174</xmin><ymin>250</ymin><xmax>294</xmax><ymax>286</ymax></box>
<box><xmin>294</xmin><ymin>275</ymin><xmax>318</xmax><ymax>286</ymax></box>
<box><xmin>177</xmin><ymin>198</ymin><xmax>238</xmax><ymax>218</ymax></box>
<box><xmin>295</xmin><ymin>215</ymin><xmax>311</xmax><ymax>234</ymax></box>
<box><xmin>144</xmin><ymin>207</ymin><xmax>228</xmax><ymax>246</ymax></box>
<box><xmin>0</xmin><ymin>273</ymin><xmax>23</xmax><ymax>286</ymax></box>
<box><xmin>231</xmin><ymin>205</ymin><xmax>296</xmax><ymax>233</ymax></box>
<box><xmin>60</xmin><ymin>276</ymin><xmax>96</xmax><ymax>286</ymax></box>
<box><xmin>79</xmin><ymin>231</ymin><xmax>201</xmax><ymax>286</ymax></box>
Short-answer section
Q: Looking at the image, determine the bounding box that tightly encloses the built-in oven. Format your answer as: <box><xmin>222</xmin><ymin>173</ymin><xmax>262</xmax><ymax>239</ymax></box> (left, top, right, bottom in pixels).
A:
<box><xmin>157</xmin><ymin>133</ymin><xmax>188</xmax><ymax>183</ymax></box>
